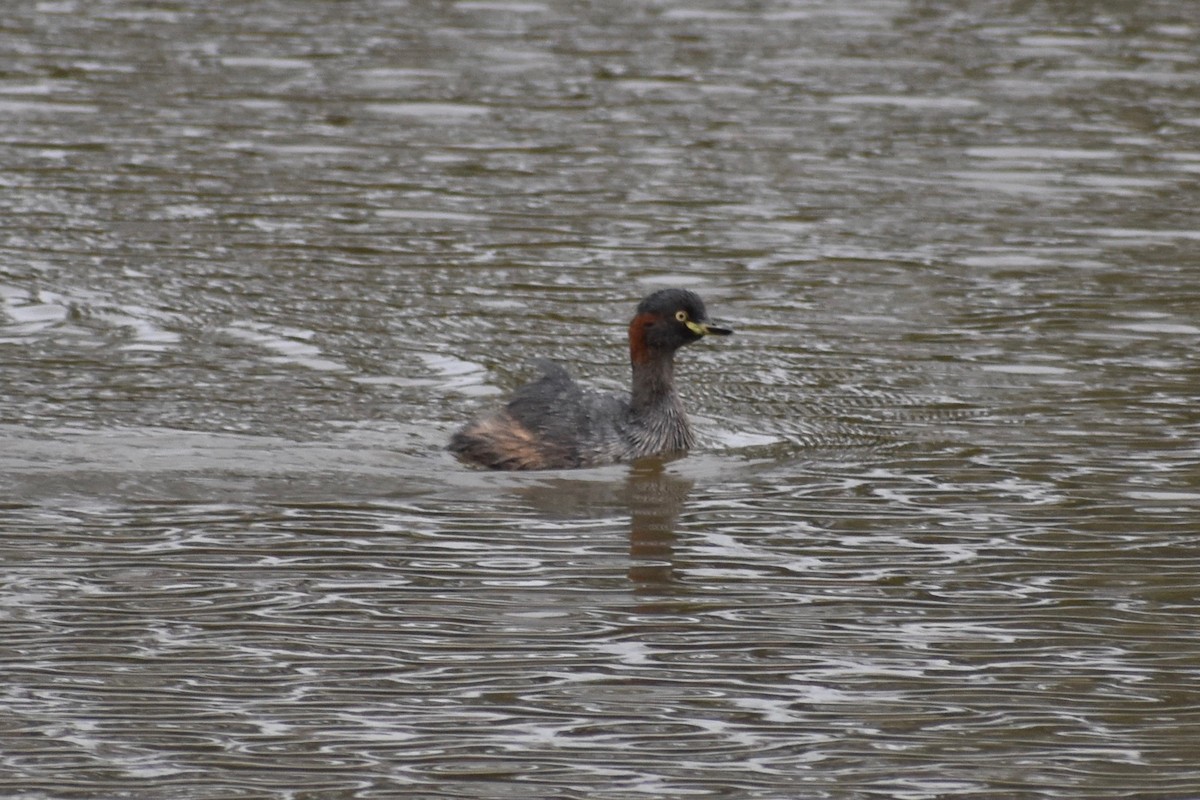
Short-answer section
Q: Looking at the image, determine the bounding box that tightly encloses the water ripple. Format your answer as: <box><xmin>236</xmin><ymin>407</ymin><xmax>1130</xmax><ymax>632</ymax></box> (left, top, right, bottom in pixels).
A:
<box><xmin>3</xmin><ymin>0</ymin><xmax>1200</xmax><ymax>797</ymax></box>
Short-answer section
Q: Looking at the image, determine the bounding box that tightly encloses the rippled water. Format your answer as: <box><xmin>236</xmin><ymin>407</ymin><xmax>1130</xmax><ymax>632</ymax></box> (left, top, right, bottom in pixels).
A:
<box><xmin>3</xmin><ymin>1</ymin><xmax>1199</xmax><ymax>797</ymax></box>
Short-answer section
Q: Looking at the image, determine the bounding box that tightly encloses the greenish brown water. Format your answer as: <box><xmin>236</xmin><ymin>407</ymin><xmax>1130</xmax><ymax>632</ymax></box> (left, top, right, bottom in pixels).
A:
<box><xmin>2</xmin><ymin>1</ymin><xmax>1199</xmax><ymax>797</ymax></box>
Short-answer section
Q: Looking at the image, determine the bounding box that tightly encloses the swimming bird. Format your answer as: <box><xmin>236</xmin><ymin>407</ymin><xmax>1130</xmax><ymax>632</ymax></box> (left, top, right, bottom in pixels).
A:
<box><xmin>449</xmin><ymin>288</ymin><xmax>733</xmax><ymax>470</ymax></box>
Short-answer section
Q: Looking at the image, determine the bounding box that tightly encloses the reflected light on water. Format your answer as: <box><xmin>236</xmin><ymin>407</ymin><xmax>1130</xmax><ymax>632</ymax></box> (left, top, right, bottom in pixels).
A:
<box><xmin>2</xmin><ymin>0</ymin><xmax>1200</xmax><ymax>797</ymax></box>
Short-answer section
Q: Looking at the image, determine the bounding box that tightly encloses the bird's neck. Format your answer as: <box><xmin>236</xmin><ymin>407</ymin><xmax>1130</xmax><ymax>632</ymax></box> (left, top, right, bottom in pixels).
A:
<box><xmin>630</xmin><ymin>355</ymin><xmax>694</xmax><ymax>453</ymax></box>
<box><xmin>630</xmin><ymin>356</ymin><xmax>679</xmax><ymax>412</ymax></box>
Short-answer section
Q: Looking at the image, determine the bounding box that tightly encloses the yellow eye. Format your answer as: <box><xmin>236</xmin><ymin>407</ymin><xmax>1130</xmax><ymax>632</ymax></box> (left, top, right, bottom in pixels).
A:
<box><xmin>675</xmin><ymin>310</ymin><xmax>688</xmax><ymax>322</ymax></box>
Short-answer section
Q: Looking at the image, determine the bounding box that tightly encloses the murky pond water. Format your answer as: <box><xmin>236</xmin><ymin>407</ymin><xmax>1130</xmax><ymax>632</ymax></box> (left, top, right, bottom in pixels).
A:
<box><xmin>3</xmin><ymin>1</ymin><xmax>1199</xmax><ymax>797</ymax></box>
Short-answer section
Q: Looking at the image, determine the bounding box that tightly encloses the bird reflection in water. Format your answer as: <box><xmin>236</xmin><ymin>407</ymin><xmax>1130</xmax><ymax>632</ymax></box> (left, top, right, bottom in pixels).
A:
<box><xmin>505</xmin><ymin>457</ymin><xmax>695</xmax><ymax>593</ymax></box>
<box><xmin>625</xmin><ymin>458</ymin><xmax>693</xmax><ymax>591</ymax></box>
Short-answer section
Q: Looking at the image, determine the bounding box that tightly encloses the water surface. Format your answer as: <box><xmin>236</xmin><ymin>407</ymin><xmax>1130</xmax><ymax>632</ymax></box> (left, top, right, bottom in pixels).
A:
<box><xmin>2</xmin><ymin>1</ymin><xmax>1199</xmax><ymax>797</ymax></box>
